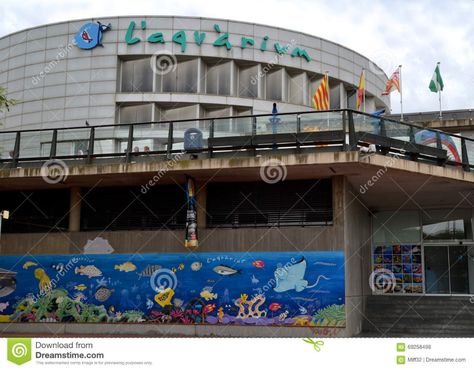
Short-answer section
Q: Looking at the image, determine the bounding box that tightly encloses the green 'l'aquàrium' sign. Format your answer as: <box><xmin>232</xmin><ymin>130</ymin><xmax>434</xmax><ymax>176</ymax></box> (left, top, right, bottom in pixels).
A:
<box><xmin>125</xmin><ymin>21</ymin><xmax>311</xmax><ymax>62</ymax></box>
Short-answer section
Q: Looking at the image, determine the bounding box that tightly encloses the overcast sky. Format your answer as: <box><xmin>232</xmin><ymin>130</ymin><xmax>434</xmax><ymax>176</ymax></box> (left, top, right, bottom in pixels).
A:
<box><xmin>0</xmin><ymin>0</ymin><xmax>473</xmax><ymax>113</ymax></box>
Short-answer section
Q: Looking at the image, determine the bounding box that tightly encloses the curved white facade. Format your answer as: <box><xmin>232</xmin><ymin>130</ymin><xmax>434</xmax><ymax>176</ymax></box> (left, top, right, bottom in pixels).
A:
<box><xmin>0</xmin><ymin>16</ymin><xmax>390</xmax><ymax>131</ymax></box>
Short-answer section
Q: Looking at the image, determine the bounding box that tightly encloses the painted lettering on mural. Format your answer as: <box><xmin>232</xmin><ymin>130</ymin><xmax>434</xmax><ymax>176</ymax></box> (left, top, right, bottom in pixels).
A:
<box><xmin>0</xmin><ymin>252</ymin><xmax>344</xmax><ymax>326</ymax></box>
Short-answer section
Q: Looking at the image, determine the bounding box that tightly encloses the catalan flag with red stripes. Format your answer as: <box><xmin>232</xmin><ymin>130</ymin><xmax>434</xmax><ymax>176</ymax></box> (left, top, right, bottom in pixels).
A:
<box><xmin>382</xmin><ymin>67</ymin><xmax>401</xmax><ymax>96</ymax></box>
<box><xmin>312</xmin><ymin>74</ymin><xmax>329</xmax><ymax>111</ymax></box>
<box><xmin>356</xmin><ymin>69</ymin><xmax>365</xmax><ymax>111</ymax></box>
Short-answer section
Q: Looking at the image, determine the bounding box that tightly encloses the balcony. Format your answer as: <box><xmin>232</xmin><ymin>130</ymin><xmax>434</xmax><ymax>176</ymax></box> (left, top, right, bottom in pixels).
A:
<box><xmin>0</xmin><ymin>109</ymin><xmax>473</xmax><ymax>172</ymax></box>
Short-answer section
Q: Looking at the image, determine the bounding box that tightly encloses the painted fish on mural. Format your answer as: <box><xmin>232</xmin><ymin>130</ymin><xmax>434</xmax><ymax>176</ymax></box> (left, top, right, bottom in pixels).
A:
<box><xmin>252</xmin><ymin>260</ymin><xmax>265</xmax><ymax>268</ymax></box>
<box><xmin>190</xmin><ymin>261</ymin><xmax>202</xmax><ymax>271</ymax></box>
<box><xmin>200</xmin><ymin>287</ymin><xmax>218</xmax><ymax>301</ymax></box>
<box><xmin>203</xmin><ymin>304</ymin><xmax>216</xmax><ymax>314</ymax></box>
<box><xmin>178</xmin><ymin>263</ymin><xmax>185</xmax><ymax>271</ymax></box>
<box><xmin>154</xmin><ymin>287</ymin><xmax>174</xmax><ymax>307</ymax></box>
<box><xmin>269</xmin><ymin>303</ymin><xmax>281</xmax><ymax>311</ymax></box>
<box><xmin>94</xmin><ymin>287</ymin><xmax>114</xmax><ymax>302</ymax></box>
<box><xmin>115</xmin><ymin>262</ymin><xmax>136</xmax><ymax>272</ymax></box>
<box><xmin>0</xmin><ymin>302</ymin><xmax>9</xmax><ymax>312</ymax></box>
<box><xmin>74</xmin><ymin>284</ymin><xmax>87</xmax><ymax>291</ymax></box>
<box><xmin>137</xmin><ymin>264</ymin><xmax>162</xmax><ymax>279</ymax></box>
<box><xmin>22</xmin><ymin>261</ymin><xmax>38</xmax><ymax>269</ymax></box>
<box><xmin>75</xmin><ymin>265</ymin><xmax>102</xmax><ymax>278</ymax></box>
<box><xmin>146</xmin><ymin>298</ymin><xmax>154</xmax><ymax>310</ymax></box>
<box><xmin>213</xmin><ymin>265</ymin><xmax>241</xmax><ymax>276</ymax></box>
<box><xmin>251</xmin><ymin>274</ymin><xmax>259</xmax><ymax>284</ymax></box>
<box><xmin>273</xmin><ymin>257</ymin><xmax>329</xmax><ymax>293</ymax></box>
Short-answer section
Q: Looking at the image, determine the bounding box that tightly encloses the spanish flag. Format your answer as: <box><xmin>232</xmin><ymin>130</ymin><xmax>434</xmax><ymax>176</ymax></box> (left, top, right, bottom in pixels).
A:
<box><xmin>312</xmin><ymin>74</ymin><xmax>329</xmax><ymax>111</ymax></box>
<box><xmin>356</xmin><ymin>69</ymin><xmax>365</xmax><ymax>111</ymax></box>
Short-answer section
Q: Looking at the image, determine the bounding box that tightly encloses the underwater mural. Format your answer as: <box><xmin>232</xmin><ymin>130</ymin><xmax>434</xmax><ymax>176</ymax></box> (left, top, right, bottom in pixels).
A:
<box><xmin>0</xmin><ymin>251</ymin><xmax>345</xmax><ymax>327</ymax></box>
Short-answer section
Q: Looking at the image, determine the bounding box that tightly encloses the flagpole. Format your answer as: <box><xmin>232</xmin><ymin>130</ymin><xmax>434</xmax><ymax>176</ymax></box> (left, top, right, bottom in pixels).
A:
<box><xmin>399</xmin><ymin>65</ymin><xmax>403</xmax><ymax>121</ymax></box>
<box><xmin>438</xmin><ymin>62</ymin><xmax>442</xmax><ymax>121</ymax></box>
<box><xmin>326</xmin><ymin>71</ymin><xmax>330</xmax><ymax>127</ymax></box>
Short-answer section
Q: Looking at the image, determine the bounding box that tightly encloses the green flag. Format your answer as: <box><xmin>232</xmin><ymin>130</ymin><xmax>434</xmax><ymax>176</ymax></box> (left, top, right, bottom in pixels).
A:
<box><xmin>429</xmin><ymin>63</ymin><xmax>444</xmax><ymax>92</ymax></box>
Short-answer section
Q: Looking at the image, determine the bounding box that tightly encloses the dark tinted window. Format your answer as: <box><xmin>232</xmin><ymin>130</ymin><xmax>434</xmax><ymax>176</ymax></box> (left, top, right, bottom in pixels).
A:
<box><xmin>0</xmin><ymin>189</ymin><xmax>69</xmax><ymax>233</ymax></box>
<box><xmin>207</xmin><ymin>179</ymin><xmax>332</xmax><ymax>227</ymax></box>
<box><xmin>81</xmin><ymin>185</ymin><xmax>187</xmax><ymax>231</ymax></box>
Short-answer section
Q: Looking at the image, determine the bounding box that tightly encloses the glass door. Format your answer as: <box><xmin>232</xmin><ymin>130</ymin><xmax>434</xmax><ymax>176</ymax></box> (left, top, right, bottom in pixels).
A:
<box><xmin>424</xmin><ymin>245</ymin><xmax>450</xmax><ymax>294</ymax></box>
<box><xmin>424</xmin><ymin>245</ymin><xmax>473</xmax><ymax>294</ymax></box>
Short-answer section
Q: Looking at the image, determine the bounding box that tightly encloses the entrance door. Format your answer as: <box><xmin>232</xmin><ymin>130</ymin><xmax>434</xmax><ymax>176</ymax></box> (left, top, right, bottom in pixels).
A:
<box><xmin>424</xmin><ymin>246</ymin><xmax>450</xmax><ymax>294</ymax></box>
<box><xmin>424</xmin><ymin>245</ymin><xmax>473</xmax><ymax>294</ymax></box>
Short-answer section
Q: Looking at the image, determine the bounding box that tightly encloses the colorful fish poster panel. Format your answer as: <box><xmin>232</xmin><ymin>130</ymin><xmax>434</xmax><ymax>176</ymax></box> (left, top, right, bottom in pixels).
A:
<box><xmin>372</xmin><ymin>245</ymin><xmax>423</xmax><ymax>294</ymax></box>
<box><xmin>0</xmin><ymin>251</ymin><xmax>345</xmax><ymax>327</ymax></box>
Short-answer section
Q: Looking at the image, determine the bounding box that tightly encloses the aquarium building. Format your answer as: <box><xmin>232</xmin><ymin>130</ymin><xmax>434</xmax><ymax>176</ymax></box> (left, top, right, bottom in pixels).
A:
<box><xmin>0</xmin><ymin>16</ymin><xmax>473</xmax><ymax>337</ymax></box>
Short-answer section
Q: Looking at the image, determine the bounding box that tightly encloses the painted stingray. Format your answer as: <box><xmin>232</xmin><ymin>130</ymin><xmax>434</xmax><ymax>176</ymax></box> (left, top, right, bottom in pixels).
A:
<box><xmin>273</xmin><ymin>257</ymin><xmax>329</xmax><ymax>293</ymax></box>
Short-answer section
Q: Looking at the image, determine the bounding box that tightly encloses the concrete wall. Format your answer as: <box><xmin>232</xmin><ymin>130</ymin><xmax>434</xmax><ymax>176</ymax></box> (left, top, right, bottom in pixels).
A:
<box><xmin>0</xmin><ymin>16</ymin><xmax>390</xmax><ymax>130</ymax></box>
<box><xmin>334</xmin><ymin>176</ymin><xmax>372</xmax><ymax>337</ymax></box>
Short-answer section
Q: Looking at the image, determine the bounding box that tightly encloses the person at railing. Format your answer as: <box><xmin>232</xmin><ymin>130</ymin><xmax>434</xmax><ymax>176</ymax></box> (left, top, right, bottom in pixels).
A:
<box><xmin>144</xmin><ymin>146</ymin><xmax>150</xmax><ymax>154</ymax></box>
<box><xmin>133</xmin><ymin>146</ymin><xmax>139</xmax><ymax>153</ymax></box>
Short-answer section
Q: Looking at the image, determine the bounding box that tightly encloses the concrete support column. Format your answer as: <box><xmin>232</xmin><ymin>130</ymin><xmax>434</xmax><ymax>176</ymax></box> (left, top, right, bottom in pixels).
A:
<box><xmin>68</xmin><ymin>186</ymin><xmax>82</xmax><ymax>232</ymax></box>
<box><xmin>196</xmin><ymin>181</ymin><xmax>207</xmax><ymax>230</ymax></box>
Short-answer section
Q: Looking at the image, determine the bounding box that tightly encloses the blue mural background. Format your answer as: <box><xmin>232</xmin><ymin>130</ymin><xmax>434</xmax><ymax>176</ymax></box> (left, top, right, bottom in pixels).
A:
<box><xmin>0</xmin><ymin>251</ymin><xmax>345</xmax><ymax>327</ymax></box>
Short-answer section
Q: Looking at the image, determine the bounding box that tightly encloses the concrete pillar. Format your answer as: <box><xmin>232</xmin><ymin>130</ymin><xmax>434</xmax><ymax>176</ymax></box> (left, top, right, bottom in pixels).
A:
<box><xmin>196</xmin><ymin>181</ymin><xmax>207</xmax><ymax>230</ymax></box>
<box><xmin>68</xmin><ymin>186</ymin><xmax>82</xmax><ymax>232</ymax></box>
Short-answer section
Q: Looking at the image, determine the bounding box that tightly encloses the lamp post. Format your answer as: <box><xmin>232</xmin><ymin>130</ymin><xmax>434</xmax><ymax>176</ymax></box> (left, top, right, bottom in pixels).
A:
<box><xmin>0</xmin><ymin>210</ymin><xmax>9</xmax><ymax>244</ymax></box>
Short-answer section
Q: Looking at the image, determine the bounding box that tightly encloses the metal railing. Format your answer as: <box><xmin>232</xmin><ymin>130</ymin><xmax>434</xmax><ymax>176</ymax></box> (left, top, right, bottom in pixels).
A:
<box><xmin>0</xmin><ymin>109</ymin><xmax>473</xmax><ymax>172</ymax></box>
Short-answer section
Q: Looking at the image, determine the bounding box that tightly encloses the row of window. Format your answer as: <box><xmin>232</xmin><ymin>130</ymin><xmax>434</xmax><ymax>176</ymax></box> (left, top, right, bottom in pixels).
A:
<box><xmin>119</xmin><ymin>56</ymin><xmax>352</xmax><ymax>107</ymax></box>
<box><xmin>0</xmin><ymin>180</ymin><xmax>333</xmax><ymax>233</ymax></box>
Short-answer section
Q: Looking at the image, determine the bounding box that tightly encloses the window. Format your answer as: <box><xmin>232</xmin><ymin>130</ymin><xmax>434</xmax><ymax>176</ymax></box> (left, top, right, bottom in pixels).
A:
<box><xmin>373</xmin><ymin>211</ymin><xmax>421</xmax><ymax>244</ymax></box>
<box><xmin>329</xmin><ymin>83</ymin><xmax>340</xmax><ymax>109</ymax></box>
<box><xmin>159</xmin><ymin>105</ymin><xmax>197</xmax><ymax>121</ymax></box>
<box><xmin>158</xmin><ymin>58</ymin><xmax>198</xmax><ymax>93</ymax></box>
<box><xmin>207</xmin><ymin>179</ymin><xmax>333</xmax><ymax>227</ymax></box>
<box><xmin>265</xmin><ymin>68</ymin><xmax>283</xmax><ymax>101</ymax></box>
<box><xmin>238</xmin><ymin>64</ymin><xmax>258</xmax><ymax>98</ymax></box>
<box><xmin>0</xmin><ymin>190</ymin><xmax>69</xmax><ymax>233</ymax></box>
<box><xmin>119</xmin><ymin>104</ymin><xmax>153</xmax><ymax>124</ymax></box>
<box><xmin>81</xmin><ymin>185</ymin><xmax>187</xmax><ymax>231</ymax></box>
<box><xmin>288</xmin><ymin>72</ymin><xmax>305</xmax><ymax>105</ymax></box>
<box><xmin>206</xmin><ymin>61</ymin><xmax>231</xmax><ymax>95</ymax></box>
<box><xmin>422</xmin><ymin>209</ymin><xmax>472</xmax><ymax>241</ymax></box>
<box><xmin>121</xmin><ymin>58</ymin><xmax>153</xmax><ymax>92</ymax></box>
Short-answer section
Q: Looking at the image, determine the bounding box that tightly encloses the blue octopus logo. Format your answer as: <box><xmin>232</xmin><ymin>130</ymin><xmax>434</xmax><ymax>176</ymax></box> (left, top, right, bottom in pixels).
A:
<box><xmin>74</xmin><ymin>21</ymin><xmax>111</xmax><ymax>50</ymax></box>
